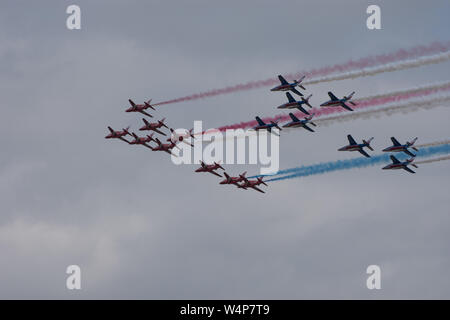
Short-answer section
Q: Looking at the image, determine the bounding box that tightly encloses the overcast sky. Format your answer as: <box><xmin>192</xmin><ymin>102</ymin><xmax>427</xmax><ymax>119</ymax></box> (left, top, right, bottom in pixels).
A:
<box><xmin>1</xmin><ymin>0</ymin><xmax>450</xmax><ymax>299</ymax></box>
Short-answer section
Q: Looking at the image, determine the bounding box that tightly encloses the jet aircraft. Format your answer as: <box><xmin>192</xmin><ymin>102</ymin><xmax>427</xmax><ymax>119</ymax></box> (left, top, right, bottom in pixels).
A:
<box><xmin>237</xmin><ymin>177</ymin><xmax>267</xmax><ymax>193</ymax></box>
<box><xmin>320</xmin><ymin>91</ymin><xmax>356</xmax><ymax>111</ymax></box>
<box><xmin>270</xmin><ymin>75</ymin><xmax>306</xmax><ymax>96</ymax></box>
<box><xmin>105</xmin><ymin>126</ymin><xmax>131</xmax><ymax>143</ymax></box>
<box><xmin>382</xmin><ymin>137</ymin><xmax>418</xmax><ymax>157</ymax></box>
<box><xmin>282</xmin><ymin>113</ymin><xmax>316</xmax><ymax>132</ymax></box>
<box><xmin>277</xmin><ymin>92</ymin><xmax>313</xmax><ymax>115</ymax></box>
<box><xmin>252</xmin><ymin>116</ymin><xmax>282</xmax><ymax>134</ymax></box>
<box><xmin>219</xmin><ymin>172</ymin><xmax>247</xmax><ymax>185</ymax></box>
<box><xmin>195</xmin><ymin>161</ymin><xmax>225</xmax><ymax>177</ymax></box>
<box><xmin>126</xmin><ymin>99</ymin><xmax>155</xmax><ymax>117</ymax></box>
<box><xmin>338</xmin><ymin>135</ymin><xmax>374</xmax><ymax>158</ymax></box>
<box><xmin>382</xmin><ymin>155</ymin><xmax>418</xmax><ymax>174</ymax></box>
<box><xmin>139</xmin><ymin>118</ymin><xmax>168</xmax><ymax>135</ymax></box>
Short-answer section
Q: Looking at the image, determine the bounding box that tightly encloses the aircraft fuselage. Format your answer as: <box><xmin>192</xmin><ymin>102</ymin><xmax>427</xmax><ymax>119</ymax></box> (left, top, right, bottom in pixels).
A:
<box><xmin>339</xmin><ymin>145</ymin><xmax>364</xmax><ymax>152</ymax></box>
<box><xmin>320</xmin><ymin>100</ymin><xmax>346</xmax><ymax>107</ymax></box>
<box><xmin>382</xmin><ymin>146</ymin><xmax>408</xmax><ymax>152</ymax></box>
<box><xmin>271</xmin><ymin>84</ymin><xmax>293</xmax><ymax>92</ymax></box>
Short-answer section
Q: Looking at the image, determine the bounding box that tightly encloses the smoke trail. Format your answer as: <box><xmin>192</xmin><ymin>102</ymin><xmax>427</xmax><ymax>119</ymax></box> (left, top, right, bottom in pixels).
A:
<box><xmin>304</xmin><ymin>51</ymin><xmax>450</xmax><ymax>85</ymax></box>
<box><xmin>352</xmin><ymin>81</ymin><xmax>450</xmax><ymax>102</ymax></box>
<box><xmin>212</xmin><ymin>82</ymin><xmax>450</xmax><ymax>132</ymax></box>
<box><xmin>154</xmin><ymin>42</ymin><xmax>450</xmax><ymax>106</ymax></box>
<box><xmin>415</xmin><ymin>155</ymin><xmax>450</xmax><ymax>165</ymax></box>
<box><xmin>203</xmin><ymin>94</ymin><xmax>450</xmax><ymax>144</ymax></box>
<box><xmin>416</xmin><ymin>140</ymin><xmax>450</xmax><ymax>148</ymax></box>
<box><xmin>266</xmin><ymin>144</ymin><xmax>450</xmax><ymax>182</ymax></box>
<box><xmin>250</xmin><ymin>140</ymin><xmax>450</xmax><ymax>179</ymax></box>
<box><xmin>315</xmin><ymin>95</ymin><xmax>450</xmax><ymax>127</ymax></box>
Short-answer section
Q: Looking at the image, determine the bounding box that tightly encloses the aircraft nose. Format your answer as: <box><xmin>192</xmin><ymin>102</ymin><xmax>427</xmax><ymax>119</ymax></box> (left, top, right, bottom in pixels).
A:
<box><xmin>338</xmin><ymin>147</ymin><xmax>345</xmax><ymax>151</ymax></box>
<box><xmin>382</xmin><ymin>148</ymin><xmax>389</xmax><ymax>152</ymax></box>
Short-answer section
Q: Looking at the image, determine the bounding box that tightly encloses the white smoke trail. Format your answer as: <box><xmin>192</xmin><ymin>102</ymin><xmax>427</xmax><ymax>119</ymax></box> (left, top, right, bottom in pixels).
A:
<box><xmin>352</xmin><ymin>81</ymin><xmax>450</xmax><ymax>102</ymax></box>
<box><xmin>417</xmin><ymin>140</ymin><xmax>450</xmax><ymax>148</ymax></box>
<box><xmin>415</xmin><ymin>155</ymin><xmax>450</xmax><ymax>165</ymax></box>
<box><xmin>304</xmin><ymin>52</ymin><xmax>450</xmax><ymax>85</ymax></box>
<box><xmin>315</xmin><ymin>95</ymin><xmax>450</xmax><ymax>127</ymax></box>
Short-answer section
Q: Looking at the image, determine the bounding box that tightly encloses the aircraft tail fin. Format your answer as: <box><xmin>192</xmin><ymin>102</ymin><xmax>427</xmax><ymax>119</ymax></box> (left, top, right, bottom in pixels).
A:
<box><xmin>297</xmin><ymin>75</ymin><xmax>306</xmax><ymax>89</ymax></box>
<box><xmin>144</xmin><ymin>99</ymin><xmax>156</xmax><ymax>110</ymax></box>
<box><xmin>258</xmin><ymin>177</ymin><xmax>267</xmax><ymax>186</ymax></box>
<box><xmin>301</xmin><ymin>94</ymin><xmax>313</xmax><ymax>108</ymax></box>
<box><xmin>363</xmin><ymin>137</ymin><xmax>374</xmax><ymax>151</ymax></box>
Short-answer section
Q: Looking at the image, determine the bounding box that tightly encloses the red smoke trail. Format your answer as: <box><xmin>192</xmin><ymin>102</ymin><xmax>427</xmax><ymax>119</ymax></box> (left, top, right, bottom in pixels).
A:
<box><xmin>155</xmin><ymin>41</ymin><xmax>450</xmax><ymax>106</ymax></box>
<box><xmin>212</xmin><ymin>83</ymin><xmax>450</xmax><ymax>132</ymax></box>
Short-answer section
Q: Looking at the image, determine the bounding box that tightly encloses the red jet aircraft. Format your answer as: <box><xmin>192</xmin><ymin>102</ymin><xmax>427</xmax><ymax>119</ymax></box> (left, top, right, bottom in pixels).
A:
<box><xmin>150</xmin><ymin>137</ymin><xmax>179</xmax><ymax>156</ymax></box>
<box><xmin>129</xmin><ymin>132</ymin><xmax>155</xmax><ymax>149</ymax></box>
<box><xmin>195</xmin><ymin>161</ymin><xmax>225</xmax><ymax>177</ymax></box>
<box><xmin>219</xmin><ymin>172</ymin><xmax>247</xmax><ymax>185</ymax></box>
<box><xmin>126</xmin><ymin>99</ymin><xmax>155</xmax><ymax>117</ymax></box>
<box><xmin>105</xmin><ymin>126</ymin><xmax>131</xmax><ymax>143</ymax></box>
<box><xmin>169</xmin><ymin>128</ymin><xmax>195</xmax><ymax>147</ymax></box>
<box><xmin>139</xmin><ymin>118</ymin><xmax>168</xmax><ymax>135</ymax></box>
<box><xmin>237</xmin><ymin>177</ymin><xmax>267</xmax><ymax>193</ymax></box>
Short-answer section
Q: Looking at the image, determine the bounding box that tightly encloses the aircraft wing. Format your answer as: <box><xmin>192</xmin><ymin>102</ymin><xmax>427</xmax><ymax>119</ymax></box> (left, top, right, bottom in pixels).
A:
<box><xmin>302</xmin><ymin>124</ymin><xmax>315</xmax><ymax>132</ymax></box>
<box><xmin>340</xmin><ymin>102</ymin><xmax>354</xmax><ymax>111</ymax></box>
<box><xmin>347</xmin><ymin>134</ymin><xmax>357</xmax><ymax>145</ymax></box>
<box><xmin>290</xmin><ymin>88</ymin><xmax>304</xmax><ymax>96</ymax></box>
<box><xmin>391</xmin><ymin>137</ymin><xmax>401</xmax><ymax>146</ymax></box>
<box><xmin>358</xmin><ymin>149</ymin><xmax>371</xmax><ymax>158</ymax></box>
<box><xmin>278</xmin><ymin>75</ymin><xmax>288</xmax><ymax>85</ymax></box>
<box><xmin>208</xmin><ymin>170</ymin><xmax>222</xmax><ymax>177</ymax></box>
<box><xmin>390</xmin><ymin>155</ymin><xmax>401</xmax><ymax>164</ymax></box>
<box><xmin>119</xmin><ymin>137</ymin><xmax>131</xmax><ymax>144</ymax></box>
<box><xmin>152</xmin><ymin>128</ymin><xmax>166</xmax><ymax>136</ymax></box>
<box><xmin>403</xmin><ymin>149</ymin><xmax>416</xmax><ymax>157</ymax></box>
<box><xmin>296</xmin><ymin>105</ymin><xmax>310</xmax><ymax>115</ymax></box>
<box><xmin>138</xmin><ymin>110</ymin><xmax>153</xmax><ymax>118</ymax></box>
<box><xmin>327</xmin><ymin>91</ymin><xmax>339</xmax><ymax>101</ymax></box>
<box><xmin>403</xmin><ymin>166</ymin><xmax>416</xmax><ymax>174</ymax></box>
<box><xmin>255</xmin><ymin>116</ymin><xmax>266</xmax><ymax>126</ymax></box>
<box><xmin>288</xmin><ymin>113</ymin><xmax>300</xmax><ymax>122</ymax></box>
<box><xmin>250</xmin><ymin>185</ymin><xmax>265</xmax><ymax>193</ymax></box>
<box><xmin>286</xmin><ymin>92</ymin><xmax>296</xmax><ymax>103</ymax></box>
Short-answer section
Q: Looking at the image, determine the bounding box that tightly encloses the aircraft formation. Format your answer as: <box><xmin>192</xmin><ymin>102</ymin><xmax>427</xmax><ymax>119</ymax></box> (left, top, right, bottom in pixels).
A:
<box><xmin>267</xmin><ymin>75</ymin><xmax>420</xmax><ymax>174</ymax></box>
<box><xmin>338</xmin><ymin>135</ymin><xmax>420</xmax><ymax>173</ymax></box>
<box><xmin>253</xmin><ymin>74</ymin><xmax>357</xmax><ymax>136</ymax></box>
<box><xmin>106</xmin><ymin>74</ymin><xmax>420</xmax><ymax>197</ymax></box>
<box><xmin>105</xmin><ymin>99</ymin><xmax>268</xmax><ymax>193</ymax></box>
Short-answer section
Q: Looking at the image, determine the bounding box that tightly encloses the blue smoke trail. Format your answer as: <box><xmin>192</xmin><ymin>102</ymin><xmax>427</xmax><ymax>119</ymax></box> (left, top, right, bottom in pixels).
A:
<box><xmin>266</xmin><ymin>143</ymin><xmax>450</xmax><ymax>182</ymax></box>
